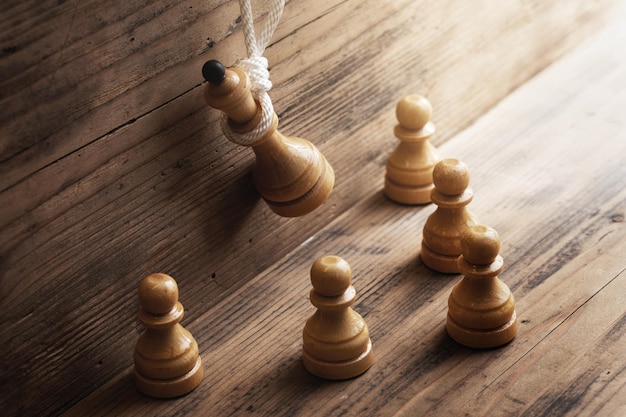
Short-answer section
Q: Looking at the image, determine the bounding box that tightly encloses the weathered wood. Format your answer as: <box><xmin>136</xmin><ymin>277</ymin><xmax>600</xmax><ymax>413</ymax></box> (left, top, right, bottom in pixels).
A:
<box><xmin>1</xmin><ymin>0</ymin><xmax>624</xmax><ymax>416</ymax></box>
<box><xmin>63</xmin><ymin>10</ymin><xmax>626</xmax><ymax>417</ymax></box>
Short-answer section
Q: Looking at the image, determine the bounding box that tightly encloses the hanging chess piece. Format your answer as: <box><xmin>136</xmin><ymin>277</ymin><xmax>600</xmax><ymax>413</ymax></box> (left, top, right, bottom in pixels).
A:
<box><xmin>384</xmin><ymin>95</ymin><xmax>440</xmax><ymax>204</ymax></box>
<box><xmin>302</xmin><ymin>256</ymin><xmax>373</xmax><ymax>379</ymax></box>
<box><xmin>134</xmin><ymin>273</ymin><xmax>203</xmax><ymax>398</ymax></box>
<box><xmin>420</xmin><ymin>158</ymin><xmax>479</xmax><ymax>273</ymax></box>
<box><xmin>202</xmin><ymin>60</ymin><xmax>334</xmax><ymax>217</ymax></box>
<box><xmin>447</xmin><ymin>225</ymin><xmax>518</xmax><ymax>348</ymax></box>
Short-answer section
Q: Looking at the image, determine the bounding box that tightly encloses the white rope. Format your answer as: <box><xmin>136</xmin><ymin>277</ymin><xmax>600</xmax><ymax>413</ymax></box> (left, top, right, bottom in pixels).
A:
<box><xmin>221</xmin><ymin>0</ymin><xmax>285</xmax><ymax>146</ymax></box>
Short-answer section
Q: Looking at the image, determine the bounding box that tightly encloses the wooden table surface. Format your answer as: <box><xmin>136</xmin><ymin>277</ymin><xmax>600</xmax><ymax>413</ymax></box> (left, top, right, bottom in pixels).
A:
<box><xmin>2</xmin><ymin>1</ymin><xmax>625</xmax><ymax>416</ymax></box>
<box><xmin>68</xmin><ymin>10</ymin><xmax>626</xmax><ymax>417</ymax></box>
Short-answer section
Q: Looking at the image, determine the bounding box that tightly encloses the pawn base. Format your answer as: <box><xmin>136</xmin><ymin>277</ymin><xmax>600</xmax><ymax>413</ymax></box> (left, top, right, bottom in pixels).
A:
<box><xmin>446</xmin><ymin>311</ymin><xmax>518</xmax><ymax>349</ymax></box>
<box><xmin>303</xmin><ymin>340</ymin><xmax>373</xmax><ymax>380</ymax></box>
<box><xmin>384</xmin><ymin>176</ymin><xmax>433</xmax><ymax>205</ymax></box>
<box><xmin>135</xmin><ymin>357</ymin><xmax>203</xmax><ymax>398</ymax></box>
<box><xmin>420</xmin><ymin>240</ymin><xmax>460</xmax><ymax>274</ymax></box>
<box><xmin>264</xmin><ymin>158</ymin><xmax>335</xmax><ymax>217</ymax></box>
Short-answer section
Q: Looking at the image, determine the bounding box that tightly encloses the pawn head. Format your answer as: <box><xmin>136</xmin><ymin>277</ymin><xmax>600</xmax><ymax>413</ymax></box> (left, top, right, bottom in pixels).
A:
<box><xmin>202</xmin><ymin>59</ymin><xmax>226</xmax><ymax>84</ymax></box>
<box><xmin>433</xmin><ymin>158</ymin><xmax>470</xmax><ymax>195</ymax></box>
<box><xmin>138</xmin><ymin>273</ymin><xmax>179</xmax><ymax>315</ymax></box>
<box><xmin>310</xmin><ymin>256</ymin><xmax>352</xmax><ymax>297</ymax></box>
<box><xmin>461</xmin><ymin>225</ymin><xmax>501</xmax><ymax>265</ymax></box>
<box><xmin>396</xmin><ymin>95</ymin><xmax>432</xmax><ymax>130</ymax></box>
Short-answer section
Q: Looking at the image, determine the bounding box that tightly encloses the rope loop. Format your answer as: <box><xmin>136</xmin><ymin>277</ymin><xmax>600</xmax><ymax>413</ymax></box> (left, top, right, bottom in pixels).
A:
<box><xmin>220</xmin><ymin>92</ymin><xmax>274</xmax><ymax>146</ymax></box>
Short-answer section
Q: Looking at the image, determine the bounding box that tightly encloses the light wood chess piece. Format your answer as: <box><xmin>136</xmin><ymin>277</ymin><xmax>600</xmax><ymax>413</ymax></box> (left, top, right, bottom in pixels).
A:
<box><xmin>447</xmin><ymin>225</ymin><xmax>518</xmax><ymax>348</ymax></box>
<box><xmin>420</xmin><ymin>158</ymin><xmax>479</xmax><ymax>273</ymax></box>
<box><xmin>302</xmin><ymin>256</ymin><xmax>374</xmax><ymax>379</ymax></box>
<box><xmin>385</xmin><ymin>95</ymin><xmax>440</xmax><ymax>204</ymax></box>
<box><xmin>133</xmin><ymin>273</ymin><xmax>203</xmax><ymax>398</ymax></box>
<box><xmin>203</xmin><ymin>60</ymin><xmax>334</xmax><ymax>217</ymax></box>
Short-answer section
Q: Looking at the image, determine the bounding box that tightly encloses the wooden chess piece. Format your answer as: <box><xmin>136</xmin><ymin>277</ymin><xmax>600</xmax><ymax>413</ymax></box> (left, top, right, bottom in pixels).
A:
<box><xmin>134</xmin><ymin>273</ymin><xmax>203</xmax><ymax>398</ymax></box>
<box><xmin>385</xmin><ymin>95</ymin><xmax>440</xmax><ymax>204</ymax></box>
<box><xmin>420</xmin><ymin>158</ymin><xmax>479</xmax><ymax>273</ymax></box>
<box><xmin>302</xmin><ymin>256</ymin><xmax>373</xmax><ymax>379</ymax></box>
<box><xmin>447</xmin><ymin>225</ymin><xmax>517</xmax><ymax>348</ymax></box>
<box><xmin>202</xmin><ymin>60</ymin><xmax>335</xmax><ymax>217</ymax></box>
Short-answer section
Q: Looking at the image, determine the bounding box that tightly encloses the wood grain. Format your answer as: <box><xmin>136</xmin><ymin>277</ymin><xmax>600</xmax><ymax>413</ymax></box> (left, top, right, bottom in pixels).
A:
<box><xmin>1</xmin><ymin>0</ymin><xmax>623</xmax><ymax>416</ymax></box>
<box><xmin>64</xmin><ymin>9</ymin><xmax>626</xmax><ymax>417</ymax></box>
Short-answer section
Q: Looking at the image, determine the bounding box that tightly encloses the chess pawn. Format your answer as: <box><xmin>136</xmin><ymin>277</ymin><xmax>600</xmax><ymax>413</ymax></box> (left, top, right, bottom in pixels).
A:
<box><xmin>384</xmin><ymin>95</ymin><xmax>440</xmax><ymax>204</ymax></box>
<box><xmin>202</xmin><ymin>60</ymin><xmax>335</xmax><ymax>217</ymax></box>
<box><xmin>134</xmin><ymin>273</ymin><xmax>203</xmax><ymax>398</ymax></box>
<box><xmin>420</xmin><ymin>158</ymin><xmax>479</xmax><ymax>273</ymax></box>
<box><xmin>302</xmin><ymin>256</ymin><xmax>373</xmax><ymax>379</ymax></box>
<box><xmin>447</xmin><ymin>225</ymin><xmax>517</xmax><ymax>348</ymax></box>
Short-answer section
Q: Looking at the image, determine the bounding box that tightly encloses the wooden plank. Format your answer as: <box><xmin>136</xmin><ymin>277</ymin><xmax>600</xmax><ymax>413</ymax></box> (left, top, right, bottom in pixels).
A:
<box><xmin>62</xmin><ymin>10</ymin><xmax>626</xmax><ymax>417</ymax></box>
<box><xmin>393</xmin><ymin>240</ymin><xmax>626</xmax><ymax>417</ymax></box>
<box><xmin>0</xmin><ymin>0</ymin><xmax>622</xmax><ymax>415</ymax></box>
<box><xmin>3</xmin><ymin>0</ymin><xmax>614</xmax><ymax>225</ymax></box>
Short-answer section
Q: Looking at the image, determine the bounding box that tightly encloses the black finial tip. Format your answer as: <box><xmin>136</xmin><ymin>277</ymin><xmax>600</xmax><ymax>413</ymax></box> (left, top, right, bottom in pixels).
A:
<box><xmin>202</xmin><ymin>60</ymin><xmax>226</xmax><ymax>84</ymax></box>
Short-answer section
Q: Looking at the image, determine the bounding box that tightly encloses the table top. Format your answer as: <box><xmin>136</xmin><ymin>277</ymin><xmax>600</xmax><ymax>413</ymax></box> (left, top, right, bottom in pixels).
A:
<box><xmin>1</xmin><ymin>1</ymin><xmax>625</xmax><ymax>416</ymax></box>
<box><xmin>68</xmin><ymin>11</ymin><xmax>626</xmax><ymax>417</ymax></box>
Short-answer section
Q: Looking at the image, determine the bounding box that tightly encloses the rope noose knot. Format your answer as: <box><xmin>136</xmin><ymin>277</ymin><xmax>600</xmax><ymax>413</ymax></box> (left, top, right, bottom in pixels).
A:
<box><xmin>220</xmin><ymin>0</ymin><xmax>284</xmax><ymax>147</ymax></box>
<box><xmin>221</xmin><ymin>56</ymin><xmax>274</xmax><ymax>147</ymax></box>
<box><xmin>235</xmin><ymin>56</ymin><xmax>272</xmax><ymax>94</ymax></box>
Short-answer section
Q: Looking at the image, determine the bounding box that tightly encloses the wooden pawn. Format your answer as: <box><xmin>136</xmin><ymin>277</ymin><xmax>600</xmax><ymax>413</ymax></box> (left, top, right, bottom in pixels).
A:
<box><xmin>385</xmin><ymin>95</ymin><xmax>440</xmax><ymax>204</ymax></box>
<box><xmin>133</xmin><ymin>273</ymin><xmax>203</xmax><ymax>398</ymax></box>
<box><xmin>420</xmin><ymin>158</ymin><xmax>479</xmax><ymax>273</ymax></box>
<box><xmin>447</xmin><ymin>225</ymin><xmax>518</xmax><ymax>348</ymax></box>
<box><xmin>202</xmin><ymin>60</ymin><xmax>334</xmax><ymax>217</ymax></box>
<box><xmin>302</xmin><ymin>256</ymin><xmax>373</xmax><ymax>380</ymax></box>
